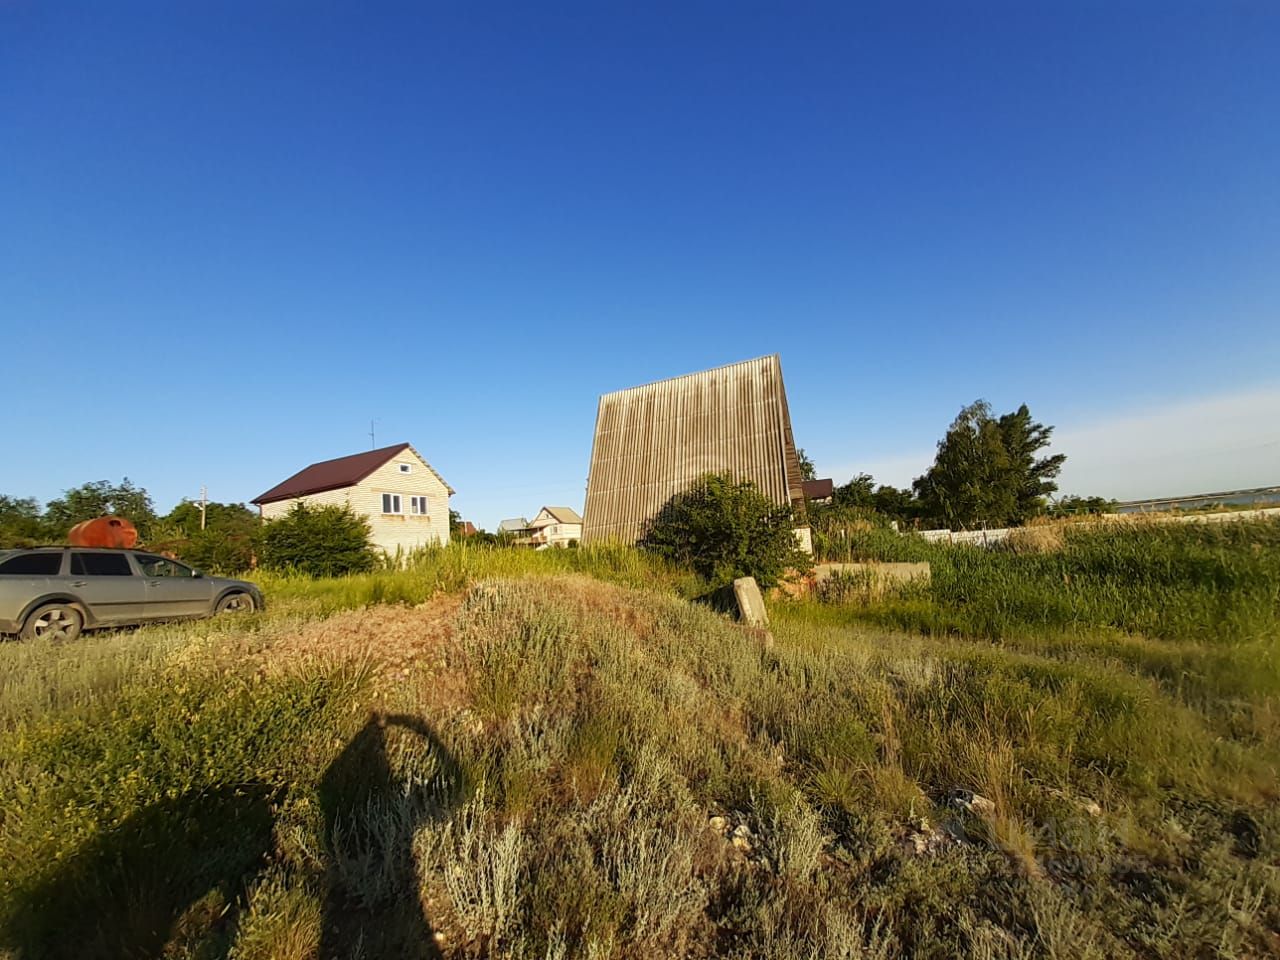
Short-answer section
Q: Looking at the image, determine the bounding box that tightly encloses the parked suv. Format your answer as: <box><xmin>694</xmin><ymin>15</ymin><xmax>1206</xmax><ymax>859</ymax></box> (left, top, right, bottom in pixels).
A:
<box><xmin>0</xmin><ymin>548</ymin><xmax>265</xmax><ymax>641</ymax></box>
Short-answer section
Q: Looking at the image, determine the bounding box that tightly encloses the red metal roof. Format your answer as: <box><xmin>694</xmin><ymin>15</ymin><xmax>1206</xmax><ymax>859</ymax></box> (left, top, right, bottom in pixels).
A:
<box><xmin>802</xmin><ymin>478</ymin><xmax>834</xmax><ymax>501</ymax></box>
<box><xmin>253</xmin><ymin>443</ymin><xmax>413</xmax><ymax>505</ymax></box>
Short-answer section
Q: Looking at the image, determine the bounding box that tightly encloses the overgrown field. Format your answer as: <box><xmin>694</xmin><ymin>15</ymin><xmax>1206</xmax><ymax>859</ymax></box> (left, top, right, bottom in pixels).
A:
<box><xmin>1</xmin><ymin>526</ymin><xmax>1277</xmax><ymax>958</ymax></box>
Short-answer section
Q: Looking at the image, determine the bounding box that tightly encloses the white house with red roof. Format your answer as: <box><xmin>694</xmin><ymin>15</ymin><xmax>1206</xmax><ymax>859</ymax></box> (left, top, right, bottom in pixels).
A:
<box><xmin>253</xmin><ymin>443</ymin><xmax>454</xmax><ymax>556</ymax></box>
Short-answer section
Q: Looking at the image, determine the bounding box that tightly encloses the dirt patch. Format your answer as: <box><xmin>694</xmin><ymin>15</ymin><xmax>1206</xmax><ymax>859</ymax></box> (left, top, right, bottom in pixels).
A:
<box><xmin>214</xmin><ymin>595</ymin><xmax>464</xmax><ymax>703</ymax></box>
<box><xmin>533</xmin><ymin>574</ymin><xmax>663</xmax><ymax>642</ymax></box>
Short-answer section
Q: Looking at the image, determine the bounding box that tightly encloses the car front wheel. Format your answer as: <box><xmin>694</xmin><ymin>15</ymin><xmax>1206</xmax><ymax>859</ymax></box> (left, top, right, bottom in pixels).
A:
<box><xmin>22</xmin><ymin>604</ymin><xmax>84</xmax><ymax>643</ymax></box>
<box><xmin>215</xmin><ymin>593</ymin><xmax>255</xmax><ymax>615</ymax></box>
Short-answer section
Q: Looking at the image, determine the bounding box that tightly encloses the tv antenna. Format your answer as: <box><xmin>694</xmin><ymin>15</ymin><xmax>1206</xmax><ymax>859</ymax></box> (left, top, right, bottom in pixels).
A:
<box><xmin>369</xmin><ymin>418</ymin><xmax>380</xmax><ymax>449</ymax></box>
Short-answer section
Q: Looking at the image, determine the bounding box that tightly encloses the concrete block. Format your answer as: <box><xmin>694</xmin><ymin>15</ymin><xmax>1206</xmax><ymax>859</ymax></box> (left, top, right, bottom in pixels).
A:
<box><xmin>732</xmin><ymin>576</ymin><xmax>769</xmax><ymax>627</ymax></box>
<box><xmin>815</xmin><ymin>562</ymin><xmax>931</xmax><ymax>587</ymax></box>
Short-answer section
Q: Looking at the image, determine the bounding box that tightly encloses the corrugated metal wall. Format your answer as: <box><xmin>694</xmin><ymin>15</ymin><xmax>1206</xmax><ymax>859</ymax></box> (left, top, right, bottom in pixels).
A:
<box><xmin>582</xmin><ymin>355</ymin><xmax>804</xmax><ymax>544</ymax></box>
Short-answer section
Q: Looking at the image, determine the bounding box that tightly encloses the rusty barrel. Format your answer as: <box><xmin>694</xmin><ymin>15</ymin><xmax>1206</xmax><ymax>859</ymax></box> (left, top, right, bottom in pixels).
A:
<box><xmin>67</xmin><ymin>516</ymin><xmax>139</xmax><ymax>548</ymax></box>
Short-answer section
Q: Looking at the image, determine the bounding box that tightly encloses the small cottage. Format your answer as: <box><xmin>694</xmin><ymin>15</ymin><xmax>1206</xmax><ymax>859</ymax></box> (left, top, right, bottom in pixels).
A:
<box><xmin>526</xmin><ymin>506</ymin><xmax>583</xmax><ymax>549</ymax></box>
<box><xmin>253</xmin><ymin>443</ymin><xmax>454</xmax><ymax>556</ymax></box>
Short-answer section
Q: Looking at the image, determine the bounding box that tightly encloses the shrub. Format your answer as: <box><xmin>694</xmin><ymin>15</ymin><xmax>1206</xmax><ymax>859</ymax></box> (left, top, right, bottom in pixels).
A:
<box><xmin>639</xmin><ymin>473</ymin><xmax>809</xmax><ymax>588</ymax></box>
<box><xmin>259</xmin><ymin>503</ymin><xmax>376</xmax><ymax>578</ymax></box>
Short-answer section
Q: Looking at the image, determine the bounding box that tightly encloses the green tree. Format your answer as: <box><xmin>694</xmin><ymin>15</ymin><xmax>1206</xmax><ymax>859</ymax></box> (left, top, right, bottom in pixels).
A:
<box><xmin>259</xmin><ymin>502</ymin><xmax>376</xmax><ymax>577</ymax></box>
<box><xmin>796</xmin><ymin>448</ymin><xmax>817</xmax><ymax>482</ymax></box>
<box><xmin>158</xmin><ymin>500</ymin><xmax>262</xmax><ymax>573</ymax></box>
<box><xmin>42</xmin><ymin>479</ymin><xmax>156</xmax><ymax>539</ymax></box>
<box><xmin>997</xmin><ymin>404</ymin><xmax>1067</xmax><ymax>520</ymax></box>
<box><xmin>832</xmin><ymin>473</ymin><xmax>876</xmax><ymax>509</ymax></box>
<box><xmin>870</xmin><ymin>484</ymin><xmax>918</xmax><ymax>522</ymax></box>
<box><xmin>0</xmin><ymin>496</ymin><xmax>44</xmax><ymax>548</ymax></box>
<box><xmin>1049</xmin><ymin>494</ymin><xmax>1117</xmax><ymax>517</ymax></box>
<box><xmin>913</xmin><ymin>400</ymin><xmax>1065</xmax><ymax>529</ymax></box>
<box><xmin>639</xmin><ymin>472</ymin><xmax>808</xmax><ymax>588</ymax></box>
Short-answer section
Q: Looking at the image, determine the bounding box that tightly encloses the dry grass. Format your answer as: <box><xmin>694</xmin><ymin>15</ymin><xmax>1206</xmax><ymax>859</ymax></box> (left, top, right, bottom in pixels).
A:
<box><xmin>1002</xmin><ymin>522</ymin><xmax>1065</xmax><ymax>554</ymax></box>
<box><xmin>2</xmin><ymin>548</ymin><xmax>1279</xmax><ymax>959</ymax></box>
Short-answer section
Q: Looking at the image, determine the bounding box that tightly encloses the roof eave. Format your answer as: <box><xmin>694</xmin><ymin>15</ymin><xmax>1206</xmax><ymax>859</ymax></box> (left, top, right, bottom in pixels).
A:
<box><xmin>252</xmin><ymin>479</ymin><xmax>357</xmax><ymax>505</ymax></box>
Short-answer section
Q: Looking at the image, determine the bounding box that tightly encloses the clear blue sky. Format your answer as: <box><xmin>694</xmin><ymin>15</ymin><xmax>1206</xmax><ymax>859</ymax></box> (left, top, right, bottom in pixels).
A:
<box><xmin>3</xmin><ymin>2</ymin><xmax>1278</xmax><ymax>529</ymax></box>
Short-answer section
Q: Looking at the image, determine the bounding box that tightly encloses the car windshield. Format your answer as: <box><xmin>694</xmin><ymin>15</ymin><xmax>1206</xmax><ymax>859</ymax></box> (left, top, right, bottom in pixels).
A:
<box><xmin>135</xmin><ymin>554</ymin><xmax>196</xmax><ymax>578</ymax></box>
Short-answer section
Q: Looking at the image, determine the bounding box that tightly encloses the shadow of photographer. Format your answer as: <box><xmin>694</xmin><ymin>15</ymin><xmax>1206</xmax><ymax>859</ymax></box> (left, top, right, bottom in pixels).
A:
<box><xmin>318</xmin><ymin>712</ymin><xmax>462</xmax><ymax>960</ymax></box>
<box><xmin>1</xmin><ymin>712</ymin><xmax>460</xmax><ymax>960</ymax></box>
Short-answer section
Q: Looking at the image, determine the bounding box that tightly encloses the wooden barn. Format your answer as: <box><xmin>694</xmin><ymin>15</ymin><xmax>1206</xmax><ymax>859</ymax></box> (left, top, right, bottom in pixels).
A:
<box><xmin>581</xmin><ymin>355</ymin><xmax>809</xmax><ymax>547</ymax></box>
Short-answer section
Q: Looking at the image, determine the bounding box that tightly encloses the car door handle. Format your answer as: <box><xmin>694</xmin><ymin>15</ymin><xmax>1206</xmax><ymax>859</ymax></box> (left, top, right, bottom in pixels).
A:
<box><xmin>148</xmin><ymin>580</ymin><xmax>161</xmax><ymax>586</ymax></box>
<box><xmin>72</xmin><ymin>580</ymin><xmax>87</xmax><ymax>587</ymax></box>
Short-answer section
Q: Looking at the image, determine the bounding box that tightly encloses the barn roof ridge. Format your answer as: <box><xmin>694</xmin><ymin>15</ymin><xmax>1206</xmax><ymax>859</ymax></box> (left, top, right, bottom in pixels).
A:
<box><xmin>598</xmin><ymin>354</ymin><xmax>781</xmax><ymax>399</ymax></box>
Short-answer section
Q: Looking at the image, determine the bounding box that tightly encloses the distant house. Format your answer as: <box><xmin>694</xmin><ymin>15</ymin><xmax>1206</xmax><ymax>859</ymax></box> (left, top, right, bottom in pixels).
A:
<box><xmin>802</xmin><ymin>478</ymin><xmax>834</xmax><ymax>504</ymax></box>
<box><xmin>526</xmin><ymin>506</ymin><xmax>583</xmax><ymax>549</ymax></box>
<box><xmin>497</xmin><ymin>517</ymin><xmax>530</xmax><ymax>536</ymax></box>
<box><xmin>253</xmin><ymin>443</ymin><xmax>454</xmax><ymax>556</ymax></box>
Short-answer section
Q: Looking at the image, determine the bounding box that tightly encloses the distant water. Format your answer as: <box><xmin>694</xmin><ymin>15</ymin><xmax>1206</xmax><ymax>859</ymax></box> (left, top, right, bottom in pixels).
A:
<box><xmin>1117</xmin><ymin>487</ymin><xmax>1280</xmax><ymax>514</ymax></box>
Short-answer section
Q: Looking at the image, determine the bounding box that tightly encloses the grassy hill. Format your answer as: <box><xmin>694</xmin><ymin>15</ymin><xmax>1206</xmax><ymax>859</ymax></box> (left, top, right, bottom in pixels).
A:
<box><xmin>1</xmin><ymin>526</ymin><xmax>1277</xmax><ymax>959</ymax></box>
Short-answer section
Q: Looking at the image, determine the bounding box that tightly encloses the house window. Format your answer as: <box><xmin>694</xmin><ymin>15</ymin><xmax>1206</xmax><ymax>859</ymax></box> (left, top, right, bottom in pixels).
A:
<box><xmin>399</xmin><ymin>464</ymin><xmax>412</xmax><ymax>474</ymax></box>
<box><xmin>410</xmin><ymin>496</ymin><xmax>429</xmax><ymax>516</ymax></box>
<box><xmin>382</xmin><ymin>494</ymin><xmax>402</xmax><ymax>514</ymax></box>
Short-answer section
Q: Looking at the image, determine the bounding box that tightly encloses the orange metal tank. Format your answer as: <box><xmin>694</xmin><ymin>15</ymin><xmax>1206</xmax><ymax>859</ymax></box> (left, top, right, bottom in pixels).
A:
<box><xmin>67</xmin><ymin>516</ymin><xmax>139</xmax><ymax>548</ymax></box>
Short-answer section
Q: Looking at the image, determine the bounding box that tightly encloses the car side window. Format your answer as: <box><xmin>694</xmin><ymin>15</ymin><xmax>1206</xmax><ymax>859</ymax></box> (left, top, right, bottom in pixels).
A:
<box><xmin>135</xmin><ymin>554</ymin><xmax>195</xmax><ymax>578</ymax></box>
<box><xmin>70</xmin><ymin>552</ymin><xmax>134</xmax><ymax>576</ymax></box>
<box><xmin>0</xmin><ymin>553</ymin><xmax>62</xmax><ymax>575</ymax></box>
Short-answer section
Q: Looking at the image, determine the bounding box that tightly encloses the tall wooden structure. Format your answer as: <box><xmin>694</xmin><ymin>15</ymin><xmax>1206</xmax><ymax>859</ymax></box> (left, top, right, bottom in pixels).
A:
<box><xmin>582</xmin><ymin>355</ymin><xmax>807</xmax><ymax>544</ymax></box>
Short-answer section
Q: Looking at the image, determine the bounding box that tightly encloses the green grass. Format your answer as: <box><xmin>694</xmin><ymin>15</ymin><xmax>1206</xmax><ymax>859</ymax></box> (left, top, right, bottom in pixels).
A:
<box><xmin>821</xmin><ymin>517</ymin><xmax>1280</xmax><ymax>643</ymax></box>
<box><xmin>247</xmin><ymin>541</ymin><xmax>700</xmax><ymax>615</ymax></box>
<box><xmin>0</xmin><ymin>529</ymin><xmax>1277</xmax><ymax>958</ymax></box>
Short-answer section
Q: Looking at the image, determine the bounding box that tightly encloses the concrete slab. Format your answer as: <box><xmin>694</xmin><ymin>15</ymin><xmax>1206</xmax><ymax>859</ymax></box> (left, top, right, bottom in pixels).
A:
<box><xmin>772</xmin><ymin>562</ymin><xmax>931</xmax><ymax>600</ymax></box>
<box><xmin>732</xmin><ymin>576</ymin><xmax>769</xmax><ymax>627</ymax></box>
<box><xmin>815</xmin><ymin>562</ymin><xmax>930</xmax><ymax>586</ymax></box>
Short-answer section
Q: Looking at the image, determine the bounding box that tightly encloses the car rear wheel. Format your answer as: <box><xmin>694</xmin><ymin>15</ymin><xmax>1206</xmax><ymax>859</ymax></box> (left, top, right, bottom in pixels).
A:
<box><xmin>216</xmin><ymin>592</ymin><xmax>255</xmax><ymax>615</ymax></box>
<box><xmin>22</xmin><ymin>604</ymin><xmax>84</xmax><ymax>643</ymax></box>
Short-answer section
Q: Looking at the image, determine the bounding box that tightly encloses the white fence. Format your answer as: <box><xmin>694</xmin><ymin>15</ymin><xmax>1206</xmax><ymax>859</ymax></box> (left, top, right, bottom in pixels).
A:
<box><xmin>919</xmin><ymin>506</ymin><xmax>1280</xmax><ymax>547</ymax></box>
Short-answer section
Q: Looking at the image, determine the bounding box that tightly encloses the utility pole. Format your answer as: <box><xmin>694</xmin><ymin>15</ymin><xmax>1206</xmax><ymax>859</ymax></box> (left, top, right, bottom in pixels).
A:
<box><xmin>199</xmin><ymin>485</ymin><xmax>208</xmax><ymax>531</ymax></box>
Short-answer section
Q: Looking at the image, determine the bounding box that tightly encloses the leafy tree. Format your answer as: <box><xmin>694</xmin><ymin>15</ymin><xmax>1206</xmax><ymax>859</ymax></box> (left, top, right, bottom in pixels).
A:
<box><xmin>832</xmin><ymin>473</ymin><xmax>876</xmax><ymax>509</ymax></box>
<box><xmin>448</xmin><ymin>509</ymin><xmax>469</xmax><ymax>538</ymax></box>
<box><xmin>158</xmin><ymin>500</ymin><xmax>261</xmax><ymax>573</ymax></box>
<box><xmin>639</xmin><ymin>472</ymin><xmax>809</xmax><ymax>588</ymax></box>
<box><xmin>1049</xmin><ymin>494</ymin><xmax>1118</xmax><ymax>517</ymax></box>
<box><xmin>259</xmin><ymin>502</ymin><xmax>376</xmax><ymax>577</ymax></box>
<box><xmin>796</xmin><ymin>449</ymin><xmax>817</xmax><ymax>482</ymax></box>
<box><xmin>0</xmin><ymin>495</ymin><xmax>44</xmax><ymax>548</ymax></box>
<box><xmin>870</xmin><ymin>484</ymin><xmax>919</xmax><ymax>522</ymax></box>
<box><xmin>42</xmin><ymin>479</ymin><xmax>156</xmax><ymax>539</ymax></box>
<box><xmin>913</xmin><ymin>400</ymin><xmax>1065</xmax><ymax>529</ymax></box>
<box><xmin>818</xmin><ymin>474</ymin><xmax>920</xmax><ymax>525</ymax></box>
<box><xmin>998</xmin><ymin>404</ymin><xmax>1067</xmax><ymax>520</ymax></box>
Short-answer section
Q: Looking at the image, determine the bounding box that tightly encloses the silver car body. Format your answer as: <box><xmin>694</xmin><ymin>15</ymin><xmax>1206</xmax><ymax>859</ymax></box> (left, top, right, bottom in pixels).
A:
<box><xmin>0</xmin><ymin>548</ymin><xmax>264</xmax><ymax>635</ymax></box>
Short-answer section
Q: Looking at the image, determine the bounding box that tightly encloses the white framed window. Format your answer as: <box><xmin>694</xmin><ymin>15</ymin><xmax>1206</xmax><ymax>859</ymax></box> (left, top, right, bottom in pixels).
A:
<box><xmin>410</xmin><ymin>496</ymin><xmax>429</xmax><ymax>516</ymax></box>
<box><xmin>381</xmin><ymin>493</ymin><xmax>402</xmax><ymax>514</ymax></box>
<box><xmin>398</xmin><ymin>463</ymin><xmax>412</xmax><ymax>474</ymax></box>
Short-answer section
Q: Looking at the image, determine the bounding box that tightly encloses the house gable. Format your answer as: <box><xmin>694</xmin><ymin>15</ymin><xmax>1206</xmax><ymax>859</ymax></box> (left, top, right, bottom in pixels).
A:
<box><xmin>253</xmin><ymin>443</ymin><xmax>455</xmax><ymax>506</ymax></box>
<box><xmin>257</xmin><ymin>443</ymin><xmax>454</xmax><ymax>555</ymax></box>
<box><xmin>531</xmin><ymin>506</ymin><xmax>583</xmax><ymax>528</ymax></box>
